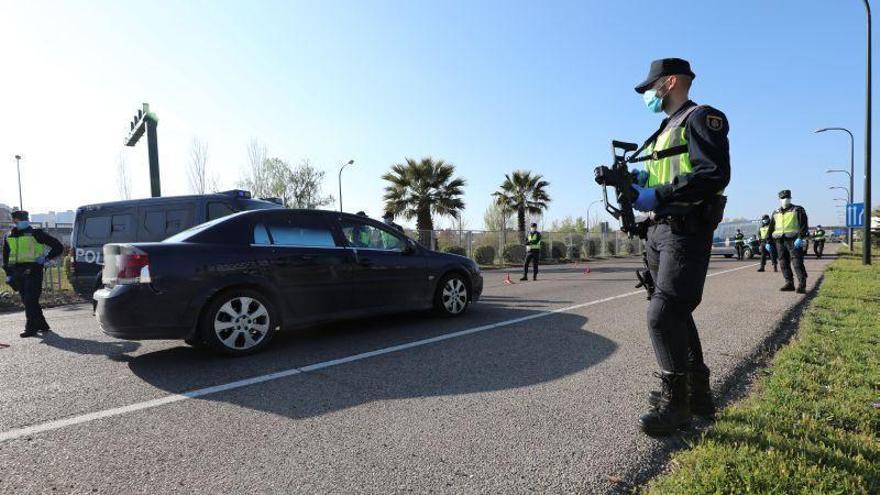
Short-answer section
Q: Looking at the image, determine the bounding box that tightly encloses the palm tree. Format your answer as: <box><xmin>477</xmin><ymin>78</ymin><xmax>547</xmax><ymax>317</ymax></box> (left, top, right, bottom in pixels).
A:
<box><xmin>493</xmin><ymin>170</ymin><xmax>551</xmax><ymax>243</ymax></box>
<box><xmin>382</xmin><ymin>157</ymin><xmax>466</xmax><ymax>246</ymax></box>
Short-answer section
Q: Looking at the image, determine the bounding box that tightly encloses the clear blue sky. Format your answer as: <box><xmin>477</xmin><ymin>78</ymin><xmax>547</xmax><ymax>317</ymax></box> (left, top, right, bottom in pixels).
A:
<box><xmin>1</xmin><ymin>0</ymin><xmax>877</xmax><ymax>229</ymax></box>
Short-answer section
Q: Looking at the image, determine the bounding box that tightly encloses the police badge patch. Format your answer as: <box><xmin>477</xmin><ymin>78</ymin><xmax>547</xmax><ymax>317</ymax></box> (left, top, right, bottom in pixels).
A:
<box><xmin>707</xmin><ymin>115</ymin><xmax>723</xmax><ymax>131</ymax></box>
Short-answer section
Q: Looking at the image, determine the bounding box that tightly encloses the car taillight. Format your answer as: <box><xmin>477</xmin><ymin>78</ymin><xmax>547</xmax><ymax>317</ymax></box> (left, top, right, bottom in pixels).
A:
<box><xmin>117</xmin><ymin>253</ymin><xmax>151</xmax><ymax>284</ymax></box>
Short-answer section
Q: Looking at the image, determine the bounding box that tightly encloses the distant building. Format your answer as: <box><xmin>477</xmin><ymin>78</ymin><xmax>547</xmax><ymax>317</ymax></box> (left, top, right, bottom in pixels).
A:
<box><xmin>30</xmin><ymin>210</ymin><xmax>75</xmax><ymax>227</ymax></box>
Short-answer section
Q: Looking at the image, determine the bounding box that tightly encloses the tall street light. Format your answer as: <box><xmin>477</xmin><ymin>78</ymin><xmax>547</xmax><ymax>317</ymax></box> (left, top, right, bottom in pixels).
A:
<box><xmin>863</xmin><ymin>0</ymin><xmax>873</xmax><ymax>263</ymax></box>
<box><xmin>13</xmin><ymin>154</ymin><xmax>23</xmax><ymax>210</ymax></box>
<box><xmin>816</xmin><ymin>128</ymin><xmax>854</xmax><ymax>231</ymax></box>
<box><xmin>830</xmin><ymin>185</ymin><xmax>851</xmax><ymax>198</ymax></box>
<box><xmin>586</xmin><ymin>199</ymin><xmax>603</xmax><ymax>231</ymax></box>
<box><xmin>338</xmin><ymin>159</ymin><xmax>355</xmax><ymax>212</ymax></box>
<box><xmin>826</xmin><ymin>167</ymin><xmax>854</xmax><ymax>246</ymax></box>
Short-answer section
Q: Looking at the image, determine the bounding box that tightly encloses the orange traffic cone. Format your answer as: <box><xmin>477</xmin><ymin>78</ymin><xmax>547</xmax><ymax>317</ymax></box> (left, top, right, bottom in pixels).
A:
<box><xmin>504</xmin><ymin>273</ymin><xmax>515</xmax><ymax>285</ymax></box>
<box><xmin>583</xmin><ymin>264</ymin><xmax>591</xmax><ymax>274</ymax></box>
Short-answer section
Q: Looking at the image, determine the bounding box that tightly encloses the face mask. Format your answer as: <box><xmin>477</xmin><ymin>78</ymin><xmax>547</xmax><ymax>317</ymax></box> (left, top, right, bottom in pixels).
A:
<box><xmin>780</xmin><ymin>198</ymin><xmax>791</xmax><ymax>208</ymax></box>
<box><xmin>643</xmin><ymin>79</ymin><xmax>668</xmax><ymax>113</ymax></box>
<box><xmin>762</xmin><ymin>219</ymin><xmax>769</xmax><ymax>225</ymax></box>
<box><xmin>15</xmin><ymin>221</ymin><xmax>30</xmax><ymax>229</ymax></box>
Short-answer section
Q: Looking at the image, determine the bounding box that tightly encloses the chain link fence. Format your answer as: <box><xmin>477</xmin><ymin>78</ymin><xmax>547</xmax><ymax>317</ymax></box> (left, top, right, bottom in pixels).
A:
<box><xmin>404</xmin><ymin>229</ymin><xmax>644</xmax><ymax>265</ymax></box>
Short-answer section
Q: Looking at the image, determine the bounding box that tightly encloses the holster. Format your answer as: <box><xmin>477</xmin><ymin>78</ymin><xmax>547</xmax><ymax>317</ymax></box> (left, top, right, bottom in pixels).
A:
<box><xmin>659</xmin><ymin>195</ymin><xmax>727</xmax><ymax>236</ymax></box>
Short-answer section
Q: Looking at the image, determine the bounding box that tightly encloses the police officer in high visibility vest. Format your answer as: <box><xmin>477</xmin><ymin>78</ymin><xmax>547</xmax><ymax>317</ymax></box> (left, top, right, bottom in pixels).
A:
<box><xmin>2</xmin><ymin>210</ymin><xmax>64</xmax><ymax>337</ymax></box>
<box><xmin>520</xmin><ymin>223</ymin><xmax>541</xmax><ymax>281</ymax></box>
<box><xmin>767</xmin><ymin>190</ymin><xmax>809</xmax><ymax>293</ymax></box>
<box><xmin>734</xmin><ymin>229</ymin><xmax>745</xmax><ymax>261</ymax></box>
<box><xmin>628</xmin><ymin>58</ymin><xmax>730</xmax><ymax>436</ymax></box>
<box><xmin>757</xmin><ymin>214</ymin><xmax>778</xmax><ymax>272</ymax></box>
<box><xmin>812</xmin><ymin>225</ymin><xmax>826</xmax><ymax>259</ymax></box>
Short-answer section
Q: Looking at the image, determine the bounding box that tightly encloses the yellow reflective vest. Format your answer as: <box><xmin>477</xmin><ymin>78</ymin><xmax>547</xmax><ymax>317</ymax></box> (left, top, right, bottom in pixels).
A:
<box><xmin>772</xmin><ymin>210</ymin><xmax>800</xmax><ymax>238</ymax></box>
<box><xmin>6</xmin><ymin>232</ymin><xmax>47</xmax><ymax>265</ymax></box>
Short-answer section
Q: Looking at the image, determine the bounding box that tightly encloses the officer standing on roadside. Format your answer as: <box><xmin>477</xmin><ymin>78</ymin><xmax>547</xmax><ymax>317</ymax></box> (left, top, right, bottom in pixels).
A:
<box><xmin>734</xmin><ymin>228</ymin><xmax>745</xmax><ymax>260</ymax></box>
<box><xmin>768</xmin><ymin>190</ymin><xmax>809</xmax><ymax>293</ymax></box>
<box><xmin>2</xmin><ymin>210</ymin><xmax>64</xmax><ymax>337</ymax></box>
<box><xmin>812</xmin><ymin>225</ymin><xmax>826</xmax><ymax>259</ymax></box>
<box><xmin>625</xmin><ymin>58</ymin><xmax>730</xmax><ymax>436</ymax></box>
<box><xmin>520</xmin><ymin>223</ymin><xmax>542</xmax><ymax>281</ymax></box>
<box><xmin>757</xmin><ymin>214</ymin><xmax>778</xmax><ymax>272</ymax></box>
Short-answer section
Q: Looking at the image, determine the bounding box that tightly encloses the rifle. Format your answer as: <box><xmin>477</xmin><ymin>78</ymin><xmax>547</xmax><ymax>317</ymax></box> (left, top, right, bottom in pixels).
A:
<box><xmin>594</xmin><ymin>140</ymin><xmax>655</xmax><ymax>299</ymax></box>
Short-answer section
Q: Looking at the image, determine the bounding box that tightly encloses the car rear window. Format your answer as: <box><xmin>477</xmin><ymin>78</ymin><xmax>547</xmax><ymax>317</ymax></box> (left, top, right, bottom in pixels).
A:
<box><xmin>252</xmin><ymin>214</ymin><xmax>337</xmax><ymax>247</ymax></box>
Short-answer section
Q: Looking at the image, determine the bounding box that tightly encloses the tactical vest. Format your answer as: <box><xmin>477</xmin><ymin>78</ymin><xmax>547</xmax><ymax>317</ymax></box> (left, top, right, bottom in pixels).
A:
<box><xmin>734</xmin><ymin>233</ymin><xmax>744</xmax><ymax>244</ymax></box>
<box><xmin>772</xmin><ymin>209</ymin><xmax>800</xmax><ymax>238</ymax></box>
<box><xmin>814</xmin><ymin>229</ymin><xmax>825</xmax><ymax>240</ymax></box>
<box><xmin>7</xmin><ymin>232</ymin><xmax>46</xmax><ymax>265</ymax></box>
<box><xmin>527</xmin><ymin>232</ymin><xmax>542</xmax><ymax>251</ymax></box>
<box><xmin>641</xmin><ymin>104</ymin><xmax>724</xmax><ymax>208</ymax></box>
<box><xmin>759</xmin><ymin>226</ymin><xmax>770</xmax><ymax>240</ymax></box>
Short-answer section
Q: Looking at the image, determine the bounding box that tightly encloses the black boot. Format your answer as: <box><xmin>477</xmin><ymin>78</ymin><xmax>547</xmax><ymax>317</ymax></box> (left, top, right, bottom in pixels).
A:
<box><xmin>20</xmin><ymin>330</ymin><xmax>38</xmax><ymax>338</ymax></box>
<box><xmin>519</xmin><ymin>276</ymin><xmax>528</xmax><ymax>281</ymax></box>
<box><xmin>640</xmin><ymin>371</ymin><xmax>691</xmax><ymax>436</ymax></box>
<box><xmin>647</xmin><ymin>369</ymin><xmax>716</xmax><ymax>418</ymax></box>
<box><xmin>796</xmin><ymin>284</ymin><xmax>806</xmax><ymax>294</ymax></box>
<box><xmin>773</xmin><ymin>264</ymin><xmax>778</xmax><ymax>272</ymax></box>
<box><xmin>780</xmin><ymin>282</ymin><xmax>795</xmax><ymax>292</ymax></box>
<box><xmin>757</xmin><ymin>267</ymin><xmax>765</xmax><ymax>272</ymax></box>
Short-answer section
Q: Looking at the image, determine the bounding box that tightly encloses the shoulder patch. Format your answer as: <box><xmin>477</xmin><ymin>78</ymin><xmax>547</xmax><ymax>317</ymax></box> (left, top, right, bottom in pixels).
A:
<box><xmin>706</xmin><ymin>114</ymin><xmax>724</xmax><ymax>131</ymax></box>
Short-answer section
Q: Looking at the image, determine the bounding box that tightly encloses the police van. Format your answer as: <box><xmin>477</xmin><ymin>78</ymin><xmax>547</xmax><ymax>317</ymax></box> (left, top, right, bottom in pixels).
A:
<box><xmin>69</xmin><ymin>190</ymin><xmax>282</xmax><ymax>299</ymax></box>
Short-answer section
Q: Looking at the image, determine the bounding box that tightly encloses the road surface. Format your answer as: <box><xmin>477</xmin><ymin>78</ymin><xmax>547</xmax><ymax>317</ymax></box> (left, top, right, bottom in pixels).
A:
<box><xmin>0</xmin><ymin>255</ymin><xmax>830</xmax><ymax>494</ymax></box>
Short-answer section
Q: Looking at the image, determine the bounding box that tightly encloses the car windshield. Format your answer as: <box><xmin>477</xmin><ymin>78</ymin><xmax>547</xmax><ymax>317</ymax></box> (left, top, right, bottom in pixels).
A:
<box><xmin>162</xmin><ymin>214</ymin><xmax>239</xmax><ymax>243</ymax></box>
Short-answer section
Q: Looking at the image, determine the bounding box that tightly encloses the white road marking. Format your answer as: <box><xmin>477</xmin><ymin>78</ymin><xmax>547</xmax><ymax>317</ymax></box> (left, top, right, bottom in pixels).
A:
<box><xmin>0</xmin><ymin>262</ymin><xmax>759</xmax><ymax>443</ymax></box>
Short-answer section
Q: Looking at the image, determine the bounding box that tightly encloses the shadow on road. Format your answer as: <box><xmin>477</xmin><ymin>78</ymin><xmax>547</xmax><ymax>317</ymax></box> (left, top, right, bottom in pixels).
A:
<box><xmin>39</xmin><ymin>331</ymin><xmax>140</xmax><ymax>360</ymax></box>
<box><xmin>127</xmin><ymin>302</ymin><xmax>616</xmax><ymax>420</ymax></box>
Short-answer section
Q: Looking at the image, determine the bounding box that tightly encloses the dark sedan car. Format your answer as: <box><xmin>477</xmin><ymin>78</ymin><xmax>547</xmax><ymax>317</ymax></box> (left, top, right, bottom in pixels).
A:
<box><xmin>95</xmin><ymin>209</ymin><xmax>483</xmax><ymax>355</ymax></box>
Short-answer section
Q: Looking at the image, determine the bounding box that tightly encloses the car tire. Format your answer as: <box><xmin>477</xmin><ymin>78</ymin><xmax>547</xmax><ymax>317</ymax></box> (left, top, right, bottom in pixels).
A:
<box><xmin>434</xmin><ymin>273</ymin><xmax>470</xmax><ymax>317</ymax></box>
<box><xmin>743</xmin><ymin>247</ymin><xmax>753</xmax><ymax>259</ymax></box>
<box><xmin>200</xmin><ymin>288</ymin><xmax>279</xmax><ymax>356</ymax></box>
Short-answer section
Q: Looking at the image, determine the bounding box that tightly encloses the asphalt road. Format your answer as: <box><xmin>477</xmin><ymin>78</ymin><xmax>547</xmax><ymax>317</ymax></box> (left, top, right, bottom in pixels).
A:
<box><xmin>0</xmin><ymin>255</ymin><xmax>831</xmax><ymax>494</ymax></box>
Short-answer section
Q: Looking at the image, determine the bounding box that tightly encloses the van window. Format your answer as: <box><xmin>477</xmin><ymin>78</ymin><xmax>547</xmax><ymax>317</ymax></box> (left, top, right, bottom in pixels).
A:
<box><xmin>207</xmin><ymin>202</ymin><xmax>237</xmax><ymax>221</ymax></box>
<box><xmin>139</xmin><ymin>205</ymin><xmax>196</xmax><ymax>241</ymax></box>
<box><xmin>84</xmin><ymin>216</ymin><xmax>110</xmax><ymax>241</ymax></box>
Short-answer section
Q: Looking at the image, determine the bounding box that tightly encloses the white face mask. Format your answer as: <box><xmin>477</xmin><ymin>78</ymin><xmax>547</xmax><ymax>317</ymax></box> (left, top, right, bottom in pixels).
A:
<box><xmin>780</xmin><ymin>198</ymin><xmax>791</xmax><ymax>208</ymax></box>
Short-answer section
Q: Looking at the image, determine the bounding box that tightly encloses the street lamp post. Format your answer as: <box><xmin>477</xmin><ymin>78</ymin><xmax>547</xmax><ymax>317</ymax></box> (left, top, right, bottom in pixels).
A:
<box><xmin>864</xmin><ymin>0</ymin><xmax>873</xmax><ymax>263</ymax></box>
<box><xmin>13</xmin><ymin>154</ymin><xmax>23</xmax><ymax>210</ymax></box>
<box><xmin>830</xmin><ymin>185</ymin><xmax>851</xmax><ymax>197</ymax></box>
<box><xmin>586</xmin><ymin>199</ymin><xmax>603</xmax><ymax>231</ymax></box>
<box><xmin>826</xmin><ymin>167</ymin><xmax>854</xmax><ymax>246</ymax></box>
<box><xmin>338</xmin><ymin>159</ymin><xmax>355</xmax><ymax>212</ymax></box>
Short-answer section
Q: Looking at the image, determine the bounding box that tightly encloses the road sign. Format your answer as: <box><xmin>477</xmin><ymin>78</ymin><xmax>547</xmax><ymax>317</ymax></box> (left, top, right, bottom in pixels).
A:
<box><xmin>846</xmin><ymin>203</ymin><xmax>865</xmax><ymax>228</ymax></box>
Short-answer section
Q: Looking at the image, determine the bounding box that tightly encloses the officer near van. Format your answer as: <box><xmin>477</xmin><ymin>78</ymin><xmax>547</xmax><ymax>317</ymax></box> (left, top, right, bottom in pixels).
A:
<box><xmin>757</xmin><ymin>214</ymin><xmax>778</xmax><ymax>272</ymax></box>
<box><xmin>2</xmin><ymin>210</ymin><xmax>64</xmax><ymax>337</ymax></box>
<box><xmin>734</xmin><ymin>228</ymin><xmax>745</xmax><ymax>260</ymax></box>
<box><xmin>812</xmin><ymin>224</ymin><xmax>826</xmax><ymax>259</ymax></box>
<box><xmin>623</xmin><ymin>58</ymin><xmax>730</xmax><ymax>436</ymax></box>
<box><xmin>767</xmin><ymin>190</ymin><xmax>809</xmax><ymax>293</ymax></box>
<box><xmin>520</xmin><ymin>223</ymin><xmax>542</xmax><ymax>281</ymax></box>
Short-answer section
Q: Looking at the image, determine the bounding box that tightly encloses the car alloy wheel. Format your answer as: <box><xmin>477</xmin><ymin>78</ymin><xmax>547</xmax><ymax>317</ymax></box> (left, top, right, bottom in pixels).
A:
<box><xmin>441</xmin><ymin>277</ymin><xmax>468</xmax><ymax>315</ymax></box>
<box><xmin>213</xmin><ymin>296</ymin><xmax>271</xmax><ymax>351</ymax></box>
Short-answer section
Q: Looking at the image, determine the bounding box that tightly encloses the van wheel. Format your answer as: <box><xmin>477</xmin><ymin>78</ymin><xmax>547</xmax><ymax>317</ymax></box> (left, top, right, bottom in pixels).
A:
<box><xmin>200</xmin><ymin>289</ymin><xmax>278</xmax><ymax>356</ymax></box>
<box><xmin>434</xmin><ymin>273</ymin><xmax>470</xmax><ymax>317</ymax></box>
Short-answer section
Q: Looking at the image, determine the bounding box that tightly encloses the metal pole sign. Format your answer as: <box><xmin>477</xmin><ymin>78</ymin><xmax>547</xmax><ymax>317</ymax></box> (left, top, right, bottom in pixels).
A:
<box><xmin>124</xmin><ymin>103</ymin><xmax>161</xmax><ymax>197</ymax></box>
<box><xmin>846</xmin><ymin>202</ymin><xmax>866</xmax><ymax>228</ymax></box>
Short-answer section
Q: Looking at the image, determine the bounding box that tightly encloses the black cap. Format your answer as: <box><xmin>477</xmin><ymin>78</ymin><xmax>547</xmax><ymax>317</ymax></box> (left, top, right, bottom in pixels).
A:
<box><xmin>762</xmin><ymin>214</ymin><xmax>770</xmax><ymax>220</ymax></box>
<box><xmin>11</xmin><ymin>210</ymin><xmax>29</xmax><ymax>221</ymax></box>
<box><xmin>530</xmin><ymin>222</ymin><xmax>538</xmax><ymax>228</ymax></box>
<box><xmin>634</xmin><ymin>58</ymin><xmax>696</xmax><ymax>94</ymax></box>
<box><xmin>778</xmin><ymin>190</ymin><xmax>791</xmax><ymax>199</ymax></box>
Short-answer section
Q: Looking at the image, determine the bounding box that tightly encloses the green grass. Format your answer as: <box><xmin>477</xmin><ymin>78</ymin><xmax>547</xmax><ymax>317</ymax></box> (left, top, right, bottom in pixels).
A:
<box><xmin>644</xmin><ymin>256</ymin><xmax>880</xmax><ymax>495</ymax></box>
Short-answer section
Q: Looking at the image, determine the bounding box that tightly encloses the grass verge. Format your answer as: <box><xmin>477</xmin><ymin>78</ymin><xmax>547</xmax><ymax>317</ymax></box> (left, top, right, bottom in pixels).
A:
<box><xmin>644</xmin><ymin>256</ymin><xmax>880</xmax><ymax>495</ymax></box>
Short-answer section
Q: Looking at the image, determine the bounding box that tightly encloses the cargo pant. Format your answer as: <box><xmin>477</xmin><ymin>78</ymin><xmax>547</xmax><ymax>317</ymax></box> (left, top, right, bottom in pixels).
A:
<box><xmin>645</xmin><ymin>223</ymin><xmax>714</xmax><ymax>374</ymax></box>
<box><xmin>11</xmin><ymin>264</ymin><xmax>50</xmax><ymax>331</ymax></box>
<box><xmin>759</xmin><ymin>240</ymin><xmax>778</xmax><ymax>270</ymax></box>
<box><xmin>777</xmin><ymin>237</ymin><xmax>807</xmax><ymax>289</ymax></box>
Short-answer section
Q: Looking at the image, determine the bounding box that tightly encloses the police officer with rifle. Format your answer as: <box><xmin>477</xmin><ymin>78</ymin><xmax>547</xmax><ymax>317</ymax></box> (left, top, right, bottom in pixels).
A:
<box><xmin>595</xmin><ymin>58</ymin><xmax>730</xmax><ymax>436</ymax></box>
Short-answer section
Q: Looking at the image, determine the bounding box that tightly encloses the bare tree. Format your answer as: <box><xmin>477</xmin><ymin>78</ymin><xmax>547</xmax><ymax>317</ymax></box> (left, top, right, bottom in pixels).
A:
<box><xmin>117</xmin><ymin>153</ymin><xmax>132</xmax><ymax>200</ymax></box>
<box><xmin>240</xmin><ymin>139</ymin><xmax>275</xmax><ymax>198</ymax></box>
<box><xmin>187</xmin><ymin>138</ymin><xmax>210</xmax><ymax>194</ymax></box>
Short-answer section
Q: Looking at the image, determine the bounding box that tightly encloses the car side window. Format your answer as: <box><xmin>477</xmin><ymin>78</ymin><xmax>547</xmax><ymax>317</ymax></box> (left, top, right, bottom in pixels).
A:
<box><xmin>340</xmin><ymin>220</ymin><xmax>405</xmax><ymax>251</ymax></box>
<box><xmin>253</xmin><ymin>214</ymin><xmax>336</xmax><ymax>247</ymax></box>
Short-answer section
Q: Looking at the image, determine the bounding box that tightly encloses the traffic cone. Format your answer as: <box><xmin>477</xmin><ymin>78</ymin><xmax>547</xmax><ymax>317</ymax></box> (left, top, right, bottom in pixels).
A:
<box><xmin>504</xmin><ymin>273</ymin><xmax>514</xmax><ymax>285</ymax></box>
<box><xmin>583</xmin><ymin>264</ymin><xmax>591</xmax><ymax>274</ymax></box>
